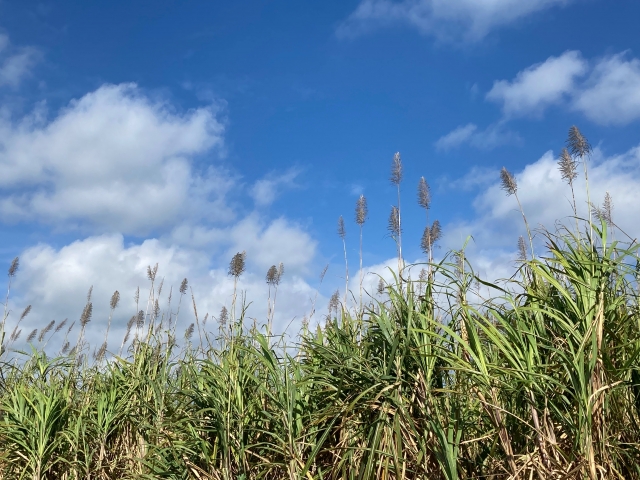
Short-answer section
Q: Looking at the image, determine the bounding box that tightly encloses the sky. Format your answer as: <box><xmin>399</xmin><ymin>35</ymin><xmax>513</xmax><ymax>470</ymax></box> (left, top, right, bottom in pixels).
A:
<box><xmin>2</xmin><ymin>0</ymin><xmax>640</xmax><ymax>349</ymax></box>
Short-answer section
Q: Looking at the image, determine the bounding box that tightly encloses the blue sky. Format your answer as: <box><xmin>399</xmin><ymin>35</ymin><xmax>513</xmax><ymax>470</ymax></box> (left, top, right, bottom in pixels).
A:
<box><xmin>2</xmin><ymin>0</ymin><xmax>640</xmax><ymax>343</ymax></box>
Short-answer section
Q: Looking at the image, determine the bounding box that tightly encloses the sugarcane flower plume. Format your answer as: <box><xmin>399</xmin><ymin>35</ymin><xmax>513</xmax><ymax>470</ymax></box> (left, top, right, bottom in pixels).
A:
<box><xmin>388</xmin><ymin>206</ymin><xmax>401</xmax><ymax>236</ymax></box>
<box><xmin>390</xmin><ymin>152</ymin><xmax>403</xmax><ymax>185</ymax></box>
<box><xmin>80</xmin><ymin>302</ymin><xmax>93</xmax><ymax>327</ymax></box>
<box><xmin>567</xmin><ymin>125</ymin><xmax>592</xmax><ymax>158</ymax></box>
<box><xmin>110</xmin><ymin>290</ymin><xmax>120</xmax><ymax>310</ymax></box>
<box><xmin>420</xmin><ymin>220</ymin><xmax>442</xmax><ymax>255</ymax></box>
<box><xmin>500</xmin><ymin>167</ymin><xmax>517</xmax><ymax>196</ymax></box>
<box><xmin>337</xmin><ymin>215</ymin><xmax>346</xmax><ymax>239</ymax></box>
<box><xmin>179</xmin><ymin>278</ymin><xmax>188</xmax><ymax>295</ymax></box>
<box><xmin>229</xmin><ymin>251</ymin><xmax>247</xmax><ymax>278</ymax></box>
<box><xmin>355</xmin><ymin>194</ymin><xmax>368</xmax><ymax>226</ymax></box>
<box><xmin>592</xmin><ymin>191</ymin><xmax>614</xmax><ymax>226</ymax></box>
<box><xmin>266</xmin><ymin>265</ymin><xmax>278</xmax><ymax>285</ymax></box>
<box><xmin>417</xmin><ymin>176</ymin><xmax>431</xmax><ymax>210</ymax></box>
<box><xmin>558</xmin><ymin>147</ymin><xmax>578</xmax><ymax>184</ymax></box>
<box><xmin>8</xmin><ymin>257</ymin><xmax>19</xmax><ymax>277</ymax></box>
<box><xmin>219</xmin><ymin>306</ymin><xmax>229</xmax><ymax>326</ymax></box>
<box><xmin>518</xmin><ymin>236</ymin><xmax>527</xmax><ymax>262</ymax></box>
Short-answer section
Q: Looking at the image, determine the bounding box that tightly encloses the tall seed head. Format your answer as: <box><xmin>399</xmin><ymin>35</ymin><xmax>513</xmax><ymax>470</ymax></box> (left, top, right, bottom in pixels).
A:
<box><xmin>567</xmin><ymin>125</ymin><xmax>592</xmax><ymax>158</ymax></box>
<box><xmin>337</xmin><ymin>215</ymin><xmax>346</xmax><ymax>239</ymax></box>
<box><xmin>180</xmin><ymin>278</ymin><xmax>188</xmax><ymax>295</ymax></box>
<box><xmin>219</xmin><ymin>306</ymin><xmax>228</xmax><ymax>326</ymax></box>
<box><xmin>86</xmin><ymin>286</ymin><xmax>93</xmax><ymax>303</ymax></box>
<box><xmin>500</xmin><ymin>167</ymin><xmax>518</xmax><ymax>196</ymax></box>
<box><xmin>80</xmin><ymin>302</ymin><xmax>93</xmax><ymax>327</ymax></box>
<box><xmin>417</xmin><ymin>177</ymin><xmax>431</xmax><ymax>210</ymax></box>
<box><xmin>228</xmin><ymin>251</ymin><xmax>246</xmax><ymax>278</ymax></box>
<box><xmin>328</xmin><ymin>290</ymin><xmax>340</xmax><ymax>315</ymax></box>
<box><xmin>319</xmin><ymin>264</ymin><xmax>329</xmax><ymax>282</ymax></box>
<box><xmin>55</xmin><ymin>319</ymin><xmax>68</xmax><ymax>333</ymax></box>
<box><xmin>38</xmin><ymin>320</ymin><xmax>55</xmax><ymax>342</ymax></box>
<box><xmin>110</xmin><ymin>290</ymin><xmax>120</xmax><ymax>310</ymax></box>
<box><xmin>20</xmin><ymin>305</ymin><xmax>32</xmax><ymax>322</ymax></box>
<box><xmin>355</xmin><ymin>195</ymin><xmax>368</xmax><ymax>226</ymax></box>
<box><xmin>185</xmin><ymin>323</ymin><xmax>195</xmax><ymax>340</ymax></box>
<box><xmin>390</xmin><ymin>152</ymin><xmax>403</xmax><ymax>185</ymax></box>
<box><xmin>136</xmin><ymin>310</ymin><xmax>145</xmax><ymax>328</ymax></box>
<box><xmin>8</xmin><ymin>257</ymin><xmax>19</xmax><ymax>277</ymax></box>
<box><xmin>518</xmin><ymin>236</ymin><xmax>527</xmax><ymax>262</ymax></box>
<box><xmin>558</xmin><ymin>147</ymin><xmax>578</xmax><ymax>184</ymax></box>
<box><xmin>27</xmin><ymin>328</ymin><xmax>37</xmax><ymax>343</ymax></box>
<box><xmin>377</xmin><ymin>278</ymin><xmax>385</xmax><ymax>295</ymax></box>
<box><xmin>592</xmin><ymin>192</ymin><xmax>614</xmax><ymax>226</ymax></box>
<box><xmin>147</xmin><ymin>263</ymin><xmax>159</xmax><ymax>282</ymax></box>
<box><xmin>388</xmin><ymin>206</ymin><xmax>401</xmax><ymax>236</ymax></box>
<box><xmin>420</xmin><ymin>220</ymin><xmax>442</xmax><ymax>255</ymax></box>
<box><xmin>266</xmin><ymin>265</ymin><xmax>278</xmax><ymax>286</ymax></box>
<box><xmin>95</xmin><ymin>342</ymin><xmax>107</xmax><ymax>362</ymax></box>
<box><xmin>277</xmin><ymin>262</ymin><xmax>284</xmax><ymax>283</ymax></box>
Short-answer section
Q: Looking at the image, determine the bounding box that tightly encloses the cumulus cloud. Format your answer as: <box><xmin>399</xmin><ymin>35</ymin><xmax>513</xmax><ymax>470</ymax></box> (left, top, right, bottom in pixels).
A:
<box><xmin>337</xmin><ymin>0</ymin><xmax>575</xmax><ymax>42</ymax></box>
<box><xmin>573</xmin><ymin>52</ymin><xmax>640</xmax><ymax>125</ymax></box>
<box><xmin>8</xmin><ymin>231</ymin><xmax>320</xmax><ymax>351</ymax></box>
<box><xmin>435</xmin><ymin>122</ymin><xmax>520</xmax><ymax>150</ymax></box>
<box><xmin>0</xmin><ymin>83</ymin><xmax>229</xmax><ymax>234</ymax></box>
<box><xmin>250</xmin><ymin>168</ymin><xmax>300</xmax><ymax>207</ymax></box>
<box><xmin>486</xmin><ymin>50</ymin><xmax>587</xmax><ymax>117</ymax></box>
<box><xmin>485</xmin><ymin>50</ymin><xmax>640</xmax><ymax>125</ymax></box>
<box><xmin>0</xmin><ymin>33</ymin><xmax>40</xmax><ymax>88</ymax></box>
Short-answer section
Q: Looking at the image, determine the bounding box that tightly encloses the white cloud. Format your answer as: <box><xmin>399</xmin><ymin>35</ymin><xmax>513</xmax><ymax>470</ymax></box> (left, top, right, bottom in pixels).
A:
<box><xmin>573</xmin><ymin>52</ymin><xmax>640</xmax><ymax>125</ymax></box>
<box><xmin>251</xmin><ymin>168</ymin><xmax>300</xmax><ymax>207</ymax></box>
<box><xmin>484</xmin><ymin>51</ymin><xmax>640</xmax><ymax>125</ymax></box>
<box><xmin>0</xmin><ymin>83</ymin><xmax>230</xmax><ymax>234</ymax></box>
<box><xmin>7</xmin><ymin>230</ymin><xmax>320</xmax><ymax>352</ymax></box>
<box><xmin>435</xmin><ymin>122</ymin><xmax>520</xmax><ymax>150</ymax></box>
<box><xmin>337</xmin><ymin>0</ymin><xmax>575</xmax><ymax>42</ymax></box>
<box><xmin>0</xmin><ymin>33</ymin><xmax>40</xmax><ymax>88</ymax></box>
<box><xmin>486</xmin><ymin>50</ymin><xmax>587</xmax><ymax>117</ymax></box>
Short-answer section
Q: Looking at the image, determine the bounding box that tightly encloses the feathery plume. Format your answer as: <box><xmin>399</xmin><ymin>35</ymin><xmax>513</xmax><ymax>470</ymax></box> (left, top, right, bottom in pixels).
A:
<box><xmin>61</xmin><ymin>341</ymin><xmax>70</xmax><ymax>354</ymax></box>
<box><xmin>558</xmin><ymin>148</ymin><xmax>578</xmax><ymax>184</ymax></box>
<box><xmin>390</xmin><ymin>152</ymin><xmax>403</xmax><ymax>185</ymax></box>
<box><xmin>86</xmin><ymin>286</ymin><xmax>93</xmax><ymax>303</ymax></box>
<box><xmin>27</xmin><ymin>329</ymin><xmax>37</xmax><ymax>343</ymax></box>
<box><xmin>157</xmin><ymin>278</ymin><xmax>164</xmax><ymax>297</ymax></box>
<box><xmin>219</xmin><ymin>306</ymin><xmax>228</xmax><ymax>327</ymax></box>
<box><xmin>388</xmin><ymin>206</ymin><xmax>401</xmax><ymax>236</ymax></box>
<box><xmin>8</xmin><ymin>257</ymin><xmax>19</xmax><ymax>277</ymax></box>
<box><xmin>228</xmin><ymin>251</ymin><xmax>247</xmax><ymax>278</ymax></box>
<box><xmin>203</xmin><ymin>313</ymin><xmax>208</xmax><ymax>326</ymax></box>
<box><xmin>500</xmin><ymin>167</ymin><xmax>517</xmax><ymax>196</ymax></box>
<box><xmin>20</xmin><ymin>305</ymin><xmax>31</xmax><ymax>322</ymax></box>
<box><xmin>266</xmin><ymin>265</ymin><xmax>278</xmax><ymax>286</ymax></box>
<box><xmin>185</xmin><ymin>323</ymin><xmax>195</xmax><ymax>340</ymax></box>
<box><xmin>136</xmin><ymin>310</ymin><xmax>145</xmax><ymax>328</ymax></box>
<box><xmin>328</xmin><ymin>290</ymin><xmax>340</xmax><ymax>315</ymax></box>
<box><xmin>319</xmin><ymin>264</ymin><xmax>329</xmax><ymax>282</ymax></box>
<box><xmin>80</xmin><ymin>303</ymin><xmax>93</xmax><ymax>327</ymax></box>
<box><xmin>277</xmin><ymin>262</ymin><xmax>284</xmax><ymax>283</ymax></box>
<box><xmin>567</xmin><ymin>125</ymin><xmax>592</xmax><ymax>158</ymax></box>
<box><xmin>134</xmin><ymin>286</ymin><xmax>140</xmax><ymax>305</ymax></box>
<box><xmin>592</xmin><ymin>192</ymin><xmax>614</xmax><ymax>226</ymax></box>
<box><xmin>518</xmin><ymin>236</ymin><xmax>527</xmax><ymax>262</ymax></box>
<box><xmin>95</xmin><ymin>341</ymin><xmax>107</xmax><ymax>362</ymax></box>
<box><xmin>39</xmin><ymin>320</ymin><xmax>55</xmax><ymax>342</ymax></box>
<box><xmin>355</xmin><ymin>195</ymin><xmax>368</xmax><ymax>225</ymax></box>
<box><xmin>55</xmin><ymin>319</ymin><xmax>68</xmax><ymax>333</ymax></box>
<box><xmin>377</xmin><ymin>278</ymin><xmax>385</xmax><ymax>295</ymax></box>
<box><xmin>179</xmin><ymin>278</ymin><xmax>188</xmax><ymax>295</ymax></box>
<box><xmin>417</xmin><ymin>177</ymin><xmax>431</xmax><ymax>210</ymax></box>
<box><xmin>147</xmin><ymin>263</ymin><xmax>158</xmax><ymax>282</ymax></box>
<box><xmin>337</xmin><ymin>215</ymin><xmax>346</xmax><ymax>239</ymax></box>
<box><xmin>10</xmin><ymin>327</ymin><xmax>21</xmax><ymax>342</ymax></box>
<box><xmin>110</xmin><ymin>290</ymin><xmax>121</xmax><ymax>310</ymax></box>
<box><xmin>419</xmin><ymin>268</ymin><xmax>428</xmax><ymax>283</ymax></box>
<box><xmin>421</xmin><ymin>220</ymin><xmax>442</xmax><ymax>255</ymax></box>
